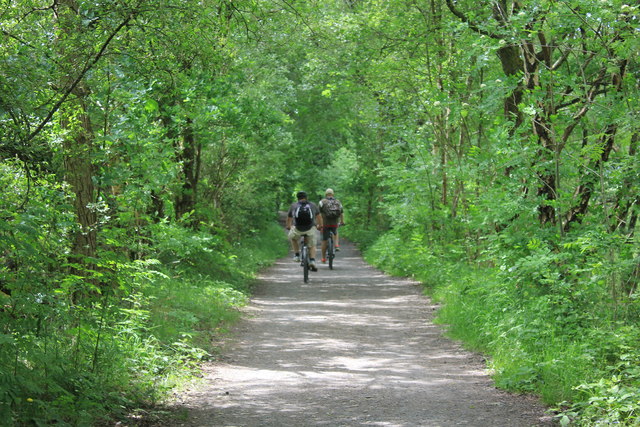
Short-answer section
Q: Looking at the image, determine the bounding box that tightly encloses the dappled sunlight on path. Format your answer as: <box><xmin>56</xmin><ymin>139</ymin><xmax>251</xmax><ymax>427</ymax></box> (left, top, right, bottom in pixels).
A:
<box><xmin>171</xmin><ymin>240</ymin><xmax>551</xmax><ymax>426</ymax></box>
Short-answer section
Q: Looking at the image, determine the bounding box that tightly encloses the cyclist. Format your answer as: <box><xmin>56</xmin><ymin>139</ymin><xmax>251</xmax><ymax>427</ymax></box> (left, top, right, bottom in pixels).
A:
<box><xmin>318</xmin><ymin>188</ymin><xmax>344</xmax><ymax>264</ymax></box>
<box><xmin>286</xmin><ymin>191</ymin><xmax>322</xmax><ymax>271</ymax></box>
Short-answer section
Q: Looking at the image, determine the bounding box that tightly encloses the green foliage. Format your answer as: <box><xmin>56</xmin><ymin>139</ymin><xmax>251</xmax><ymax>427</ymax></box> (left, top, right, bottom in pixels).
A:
<box><xmin>362</xmin><ymin>227</ymin><xmax>640</xmax><ymax>422</ymax></box>
<box><xmin>2</xmin><ymin>0</ymin><xmax>639</xmax><ymax>424</ymax></box>
<box><xmin>144</xmin><ymin>222</ymin><xmax>287</xmax><ymax>347</ymax></box>
<box><xmin>332</xmin><ymin>0</ymin><xmax>640</xmax><ymax>422</ymax></box>
<box><xmin>2</xmin><ymin>0</ymin><xmax>295</xmax><ymax>422</ymax></box>
<box><xmin>0</xmin><ymin>214</ymin><xmax>286</xmax><ymax>425</ymax></box>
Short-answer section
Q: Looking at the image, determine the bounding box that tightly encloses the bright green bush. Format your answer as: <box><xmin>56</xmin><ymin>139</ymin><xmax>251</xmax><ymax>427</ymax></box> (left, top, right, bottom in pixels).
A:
<box><xmin>1</xmin><ymin>198</ymin><xmax>287</xmax><ymax>426</ymax></box>
<box><xmin>358</xmin><ymin>224</ymin><xmax>640</xmax><ymax>426</ymax></box>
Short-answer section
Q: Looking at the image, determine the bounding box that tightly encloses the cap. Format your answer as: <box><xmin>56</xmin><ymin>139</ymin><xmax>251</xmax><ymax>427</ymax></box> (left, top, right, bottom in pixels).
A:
<box><xmin>296</xmin><ymin>191</ymin><xmax>307</xmax><ymax>200</ymax></box>
<box><xmin>325</xmin><ymin>188</ymin><xmax>334</xmax><ymax>195</ymax></box>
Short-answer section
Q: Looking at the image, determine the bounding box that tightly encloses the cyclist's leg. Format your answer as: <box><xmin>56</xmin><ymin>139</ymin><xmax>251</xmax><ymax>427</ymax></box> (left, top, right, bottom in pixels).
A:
<box><xmin>330</xmin><ymin>231</ymin><xmax>336</xmax><ymax>255</ymax></box>
<box><xmin>306</xmin><ymin>230</ymin><xmax>318</xmax><ymax>270</ymax></box>
<box><xmin>289</xmin><ymin>228</ymin><xmax>300</xmax><ymax>251</ymax></box>
<box><xmin>328</xmin><ymin>232</ymin><xmax>334</xmax><ymax>269</ymax></box>
<box><xmin>320</xmin><ymin>226</ymin><xmax>329</xmax><ymax>261</ymax></box>
<box><xmin>326</xmin><ymin>225</ymin><xmax>338</xmax><ymax>252</ymax></box>
<box><xmin>288</xmin><ymin>227</ymin><xmax>301</xmax><ymax>261</ymax></box>
<box><xmin>302</xmin><ymin>236</ymin><xmax>309</xmax><ymax>281</ymax></box>
<box><xmin>307</xmin><ymin>230</ymin><xmax>317</xmax><ymax>259</ymax></box>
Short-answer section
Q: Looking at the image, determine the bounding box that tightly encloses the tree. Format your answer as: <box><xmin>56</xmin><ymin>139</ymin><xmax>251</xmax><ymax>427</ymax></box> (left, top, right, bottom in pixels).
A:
<box><xmin>445</xmin><ymin>0</ymin><xmax>637</xmax><ymax>230</ymax></box>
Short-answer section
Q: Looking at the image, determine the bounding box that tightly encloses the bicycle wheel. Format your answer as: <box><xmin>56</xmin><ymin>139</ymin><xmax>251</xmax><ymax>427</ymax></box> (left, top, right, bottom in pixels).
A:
<box><xmin>328</xmin><ymin>235</ymin><xmax>334</xmax><ymax>270</ymax></box>
<box><xmin>302</xmin><ymin>245</ymin><xmax>309</xmax><ymax>283</ymax></box>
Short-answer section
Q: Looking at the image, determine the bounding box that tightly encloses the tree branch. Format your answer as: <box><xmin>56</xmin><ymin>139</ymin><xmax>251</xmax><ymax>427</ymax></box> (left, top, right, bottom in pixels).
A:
<box><xmin>444</xmin><ymin>0</ymin><xmax>500</xmax><ymax>39</ymax></box>
<box><xmin>26</xmin><ymin>12</ymin><xmax>136</xmax><ymax>143</ymax></box>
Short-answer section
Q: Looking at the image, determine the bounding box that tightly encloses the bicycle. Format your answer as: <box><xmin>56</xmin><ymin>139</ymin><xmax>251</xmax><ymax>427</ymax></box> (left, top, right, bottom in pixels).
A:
<box><xmin>300</xmin><ymin>234</ymin><xmax>311</xmax><ymax>283</ymax></box>
<box><xmin>323</xmin><ymin>223</ymin><xmax>343</xmax><ymax>270</ymax></box>
<box><xmin>327</xmin><ymin>228</ymin><xmax>336</xmax><ymax>270</ymax></box>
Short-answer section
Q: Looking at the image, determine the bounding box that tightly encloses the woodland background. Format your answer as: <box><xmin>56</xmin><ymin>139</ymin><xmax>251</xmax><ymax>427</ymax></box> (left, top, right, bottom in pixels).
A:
<box><xmin>1</xmin><ymin>0</ymin><xmax>638</xmax><ymax>425</ymax></box>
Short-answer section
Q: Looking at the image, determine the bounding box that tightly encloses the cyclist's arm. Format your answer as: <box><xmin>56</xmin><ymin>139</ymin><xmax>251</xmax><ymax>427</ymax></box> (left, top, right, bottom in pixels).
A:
<box><xmin>286</xmin><ymin>214</ymin><xmax>293</xmax><ymax>230</ymax></box>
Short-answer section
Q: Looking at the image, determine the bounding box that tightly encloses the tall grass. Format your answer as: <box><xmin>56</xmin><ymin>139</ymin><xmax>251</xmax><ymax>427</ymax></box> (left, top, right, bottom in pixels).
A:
<box><xmin>1</xmin><ymin>220</ymin><xmax>288</xmax><ymax>426</ymax></box>
<box><xmin>358</xmin><ymin>226</ymin><xmax>640</xmax><ymax>426</ymax></box>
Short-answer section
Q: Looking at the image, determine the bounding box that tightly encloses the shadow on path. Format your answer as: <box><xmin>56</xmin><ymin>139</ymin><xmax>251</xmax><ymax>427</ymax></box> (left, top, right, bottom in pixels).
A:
<box><xmin>170</xmin><ymin>239</ymin><xmax>553</xmax><ymax>427</ymax></box>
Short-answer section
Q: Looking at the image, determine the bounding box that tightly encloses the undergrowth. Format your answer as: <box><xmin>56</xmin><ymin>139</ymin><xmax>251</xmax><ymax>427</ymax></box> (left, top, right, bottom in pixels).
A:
<box><xmin>353</xmin><ymin>227</ymin><xmax>640</xmax><ymax>426</ymax></box>
<box><xmin>0</xmin><ymin>219</ymin><xmax>287</xmax><ymax>426</ymax></box>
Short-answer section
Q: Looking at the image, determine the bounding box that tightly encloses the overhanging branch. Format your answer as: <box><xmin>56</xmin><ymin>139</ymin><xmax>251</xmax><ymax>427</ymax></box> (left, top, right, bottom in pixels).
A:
<box><xmin>444</xmin><ymin>0</ymin><xmax>500</xmax><ymax>39</ymax></box>
<box><xmin>26</xmin><ymin>12</ymin><xmax>136</xmax><ymax>143</ymax></box>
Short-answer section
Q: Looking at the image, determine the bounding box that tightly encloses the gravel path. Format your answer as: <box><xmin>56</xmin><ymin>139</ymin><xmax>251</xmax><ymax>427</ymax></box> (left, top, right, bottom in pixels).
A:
<box><xmin>170</xmin><ymin>239</ymin><xmax>554</xmax><ymax>426</ymax></box>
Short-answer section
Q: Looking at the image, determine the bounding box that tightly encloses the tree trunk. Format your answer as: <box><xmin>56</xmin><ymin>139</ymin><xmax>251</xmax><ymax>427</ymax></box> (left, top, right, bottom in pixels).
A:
<box><xmin>56</xmin><ymin>0</ymin><xmax>98</xmax><ymax>264</ymax></box>
<box><xmin>563</xmin><ymin>59</ymin><xmax>628</xmax><ymax>232</ymax></box>
<box><xmin>563</xmin><ymin>124</ymin><xmax>617</xmax><ymax>231</ymax></box>
<box><xmin>62</xmin><ymin>100</ymin><xmax>97</xmax><ymax>261</ymax></box>
<box><xmin>496</xmin><ymin>45</ymin><xmax>524</xmax><ymax>128</ymax></box>
<box><xmin>174</xmin><ymin>117</ymin><xmax>199</xmax><ymax>222</ymax></box>
<box><xmin>612</xmin><ymin>132</ymin><xmax>639</xmax><ymax>234</ymax></box>
<box><xmin>533</xmin><ymin>113</ymin><xmax>557</xmax><ymax>225</ymax></box>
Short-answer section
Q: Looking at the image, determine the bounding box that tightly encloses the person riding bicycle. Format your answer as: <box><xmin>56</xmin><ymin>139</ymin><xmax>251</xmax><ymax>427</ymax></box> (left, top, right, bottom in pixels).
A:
<box><xmin>318</xmin><ymin>188</ymin><xmax>344</xmax><ymax>264</ymax></box>
<box><xmin>286</xmin><ymin>191</ymin><xmax>322</xmax><ymax>271</ymax></box>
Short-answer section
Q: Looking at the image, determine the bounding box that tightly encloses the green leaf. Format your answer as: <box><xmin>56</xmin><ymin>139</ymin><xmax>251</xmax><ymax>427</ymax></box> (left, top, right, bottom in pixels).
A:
<box><xmin>144</xmin><ymin>98</ymin><xmax>159</xmax><ymax>112</ymax></box>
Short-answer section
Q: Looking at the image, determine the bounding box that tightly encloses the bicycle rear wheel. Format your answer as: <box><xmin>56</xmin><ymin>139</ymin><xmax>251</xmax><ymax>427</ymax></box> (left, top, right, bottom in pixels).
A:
<box><xmin>328</xmin><ymin>235</ymin><xmax>334</xmax><ymax>270</ymax></box>
<box><xmin>302</xmin><ymin>245</ymin><xmax>309</xmax><ymax>283</ymax></box>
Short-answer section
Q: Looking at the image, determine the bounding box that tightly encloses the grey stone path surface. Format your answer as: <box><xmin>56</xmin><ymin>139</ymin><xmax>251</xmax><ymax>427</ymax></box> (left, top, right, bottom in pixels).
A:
<box><xmin>169</xmin><ymin>239</ymin><xmax>553</xmax><ymax>426</ymax></box>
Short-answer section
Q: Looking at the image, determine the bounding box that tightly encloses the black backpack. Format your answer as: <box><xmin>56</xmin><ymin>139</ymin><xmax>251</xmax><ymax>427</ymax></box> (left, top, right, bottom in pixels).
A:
<box><xmin>294</xmin><ymin>202</ymin><xmax>313</xmax><ymax>230</ymax></box>
<box><xmin>323</xmin><ymin>198</ymin><xmax>341</xmax><ymax>219</ymax></box>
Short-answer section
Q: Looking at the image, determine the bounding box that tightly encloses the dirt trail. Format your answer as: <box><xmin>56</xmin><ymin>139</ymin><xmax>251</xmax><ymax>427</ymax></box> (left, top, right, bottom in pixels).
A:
<box><xmin>169</xmin><ymin>240</ymin><xmax>553</xmax><ymax>426</ymax></box>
